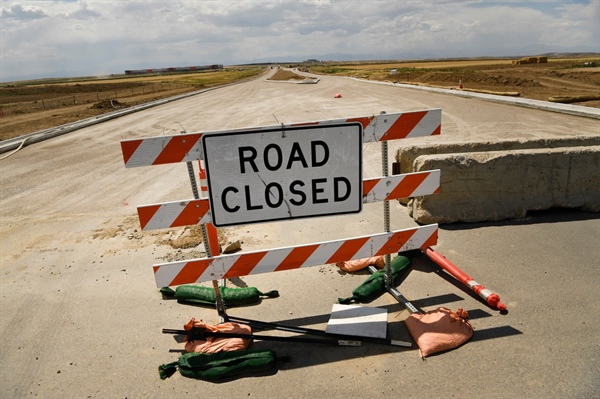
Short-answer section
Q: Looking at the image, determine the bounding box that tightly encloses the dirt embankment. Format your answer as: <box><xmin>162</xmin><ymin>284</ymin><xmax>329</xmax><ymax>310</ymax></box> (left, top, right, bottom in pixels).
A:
<box><xmin>267</xmin><ymin>69</ymin><xmax>309</xmax><ymax>81</ymax></box>
<box><xmin>394</xmin><ymin>63</ymin><xmax>600</xmax><ymax>105</ymax></box>
<box><xmin>0</xmin><ymin>68</ymin><xmax>265</xmax><ymax>141</ymax></box>
<box><xmin>1</xmin><ymin>59</ymin><xmax>598</xmax><ymax>141</ymax></box>
<box><xmin>0</xmin><ymin>81</ymin><xmax>197</xmax><ymax>141</ymax></box>
<box><xmin>310</xmin><ymin>58</ymin><xmax>600</xmax><ymax>108</ymax></box>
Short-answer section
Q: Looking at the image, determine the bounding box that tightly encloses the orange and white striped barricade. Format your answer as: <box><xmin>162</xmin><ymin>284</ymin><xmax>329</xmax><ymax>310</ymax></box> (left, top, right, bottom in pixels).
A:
<box><xmin>154</xmin><ymin>225</ymin><xmax>438</xmax><ymax>287</ymax></box>
<box><xmin>134</xmin><ymin>170</ymin><xmax>440</xmax><ymax>231</ymax></box>
<box><xmin>120</xmin><ymin>110</ymin><xmax>441</xmax><ymax>298</ymax></box>
<box><xmin>120</xmin><ymin>109</ymin><xmax>441</xmax><ymax>168</ymax></box>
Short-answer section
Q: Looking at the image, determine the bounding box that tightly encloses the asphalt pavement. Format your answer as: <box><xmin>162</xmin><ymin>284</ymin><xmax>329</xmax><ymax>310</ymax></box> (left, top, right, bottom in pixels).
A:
<box><xmin>0</xmin><ymin>71</ymin><xmax>598</xmax><ymax>398</ymax></box>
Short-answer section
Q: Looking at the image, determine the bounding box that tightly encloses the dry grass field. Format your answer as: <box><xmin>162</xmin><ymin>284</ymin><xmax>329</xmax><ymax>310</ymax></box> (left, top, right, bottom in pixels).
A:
<box><xmin>1</xmin><ymin>57</ymin><xmax>598</xmax><ymax>141</ymax></box>
<box><xmin>0</xmin><ymin>67</ymin><xmax>265</xmax><ymax>141</ymax></box>
<box><xmin>309</xmin><ymin>56</ymin><xmax>600</xmax><ymax>107</ymax></box>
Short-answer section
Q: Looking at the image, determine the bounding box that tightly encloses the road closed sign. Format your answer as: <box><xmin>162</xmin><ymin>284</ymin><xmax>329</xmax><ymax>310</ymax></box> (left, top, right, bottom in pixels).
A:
<box><xmin>202</xmin><ymin>123</ymin><xmax>363</xmax><ymax>227</ymax></box>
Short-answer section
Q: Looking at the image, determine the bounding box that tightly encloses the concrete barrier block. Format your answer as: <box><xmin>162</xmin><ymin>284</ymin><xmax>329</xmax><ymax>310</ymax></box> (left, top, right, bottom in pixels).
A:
<box><xmin>396</xmin><ymin>136</ymin><xmax>600</xmax><ymax>205</ymax></box>
<box><xmin>397</xmin><ymin>136</ymin><xmax>600</xmax><ymax>175</ymax></box>
<box><xmin>408</xmin><ymin>146</ymin><xmax>600</xmax><ymax>224</ymax></box>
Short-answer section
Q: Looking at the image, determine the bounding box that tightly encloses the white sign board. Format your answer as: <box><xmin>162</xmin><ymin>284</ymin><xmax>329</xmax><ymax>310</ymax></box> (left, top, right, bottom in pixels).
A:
<box><xmin>202</xmin><ymin>123</ymin><xmax>363</xmax><ymax>227</ymax></box>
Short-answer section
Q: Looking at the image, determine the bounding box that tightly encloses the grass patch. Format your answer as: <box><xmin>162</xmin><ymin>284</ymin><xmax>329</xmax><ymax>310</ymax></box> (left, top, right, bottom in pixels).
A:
<box><xmin>175</xmin><ymin>68</ymin><xmax>265</xmax><ymax>87</ymax></box>
<box><xmin>556</xmin><ymin>60</ymin><xmax>599</xmax><ymax>70</ymax></box>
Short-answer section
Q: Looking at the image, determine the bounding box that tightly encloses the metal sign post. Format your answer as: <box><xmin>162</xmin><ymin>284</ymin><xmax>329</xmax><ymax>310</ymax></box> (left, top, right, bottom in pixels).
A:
<box><xmin>381</xmin><ymin>134</ymin><xmax>393</xmax><ymax>290</ymax></box>
<box><xmin>378</xmin><ymin>111</ymin><xmax>421</xmax><ymax>314</ymax></box>
<box><xmin>181</xmin><ymin>130</ymin><xmax>226</xmax><ymax>320</ymax></box>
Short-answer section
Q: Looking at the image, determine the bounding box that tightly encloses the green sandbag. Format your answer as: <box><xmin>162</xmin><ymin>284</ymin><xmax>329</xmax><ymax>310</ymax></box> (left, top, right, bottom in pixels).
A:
<box><xmin>159</xmin><ymin>349</ymin><xmax>277</xmax><ymax>381</ymax></box>
<box><xmin>160</xmin><ymin>285</ymin><xmax>279</xmax><ymax>307</ymax></box>
<box><xmin>338</xmin><ymin>255</ymin><xmax>411</xmax><ymax>304</ymax></box>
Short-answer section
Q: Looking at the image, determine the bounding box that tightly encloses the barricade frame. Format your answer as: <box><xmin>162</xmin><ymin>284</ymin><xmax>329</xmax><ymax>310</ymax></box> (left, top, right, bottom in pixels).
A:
<box><xmin>120</xmin><ymin>109</ymin><xmax>442</xmax><ymax>322</ymax></box>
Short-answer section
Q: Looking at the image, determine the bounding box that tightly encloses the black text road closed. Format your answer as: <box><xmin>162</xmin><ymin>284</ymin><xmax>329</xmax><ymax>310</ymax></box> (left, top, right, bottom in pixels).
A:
<box><xmin>202</xmin><ymin>123</ymin><xmax>363</xmax><ymax>227</ymax></box>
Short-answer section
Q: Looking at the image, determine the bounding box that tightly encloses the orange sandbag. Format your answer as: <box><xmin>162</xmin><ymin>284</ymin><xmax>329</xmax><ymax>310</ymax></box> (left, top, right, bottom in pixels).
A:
<box><xmin>336</xmin><ymin>256</ymin><xmax>385</xmax><ymax>272</ymax></box>
<box><xmin>404</xmin><ymin>308</ymin><xmax>473</xmax><ymax>358</ymax></box>
<box><xmin>184</xmin><ymin>318</ymin><xmax>252</xmax><ymax>354</ymax></box>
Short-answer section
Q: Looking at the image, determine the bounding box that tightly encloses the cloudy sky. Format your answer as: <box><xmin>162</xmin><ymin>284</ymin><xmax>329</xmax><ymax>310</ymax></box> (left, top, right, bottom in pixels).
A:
<box><xmin>1</xmin><ymin>0</ymin><xmax>598</xmax><ymax>82</ymax></box>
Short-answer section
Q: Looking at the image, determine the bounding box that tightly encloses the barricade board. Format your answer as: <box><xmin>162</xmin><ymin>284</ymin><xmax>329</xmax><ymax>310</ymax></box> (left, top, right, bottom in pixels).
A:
<box><xmin>136</xmin><ymin>170</ymin><xmax>441</xmax><ymax>231</ymax></box>
<box><xmin>120</xmin><ymin>109</ymin><xmax>441</xmax><ymax>168</ymax></box>
<box><xmin>153</xmin><ymin>224</ymin><xmax>438</xmax><ymax>287</ymax></box>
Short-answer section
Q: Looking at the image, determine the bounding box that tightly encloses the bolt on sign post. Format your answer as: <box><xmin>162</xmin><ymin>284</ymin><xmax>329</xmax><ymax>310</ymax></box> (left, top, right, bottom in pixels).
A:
<box><xmin>197</xmin><ymin>160</ymin><xmax>220</xmax><ymax>258</ymax></box>
<box><xmin>120</xmin><ymin>109</ymin><xmax>442</xmax><ymax>313</ymax></box>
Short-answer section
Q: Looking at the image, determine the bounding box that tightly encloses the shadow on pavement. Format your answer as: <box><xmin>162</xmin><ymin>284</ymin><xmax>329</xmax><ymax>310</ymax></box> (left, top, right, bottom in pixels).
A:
<box><xmin>438</xmin><ymin>208</ymin><xmax>599</xmax><ymax>232</ymax></box>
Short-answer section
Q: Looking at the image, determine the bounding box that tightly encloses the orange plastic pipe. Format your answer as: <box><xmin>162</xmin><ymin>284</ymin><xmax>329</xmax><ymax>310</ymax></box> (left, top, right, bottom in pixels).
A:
<box><xmin>423</xmin><ymin>247</ymin><xmax>507</xmax><ymax>311</ymax></box>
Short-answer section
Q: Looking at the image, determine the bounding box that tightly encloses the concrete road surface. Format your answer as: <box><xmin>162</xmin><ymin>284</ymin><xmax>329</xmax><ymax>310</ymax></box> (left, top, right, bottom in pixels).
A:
<box><xmin>1</xmin><ymin>71</ymin><xmax>599</xmax><ymax>398</ymax></box>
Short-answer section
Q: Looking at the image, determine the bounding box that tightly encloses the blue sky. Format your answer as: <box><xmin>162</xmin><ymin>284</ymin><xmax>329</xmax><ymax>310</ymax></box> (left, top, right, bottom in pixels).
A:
<box><xmin>1</xmin><ymin>0</ymin><xmax>599</xmax><ymax>82</ymax></box>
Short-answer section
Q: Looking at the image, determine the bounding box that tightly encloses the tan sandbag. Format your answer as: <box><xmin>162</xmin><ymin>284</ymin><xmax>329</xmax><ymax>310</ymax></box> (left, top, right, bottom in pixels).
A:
<box><xmin>404</xmin><ymin>308</ymin><xmax>473</xmax><ymax>358</ymax></box>
<box><xmin>184</xmin><ymin>318</ymin><xmax>252</xmax><ymax>353</ymax></box>
<box><xmin>336</xmin><ymin>256</ymin><xmax>385</xmax><ymax>272</ymax></box>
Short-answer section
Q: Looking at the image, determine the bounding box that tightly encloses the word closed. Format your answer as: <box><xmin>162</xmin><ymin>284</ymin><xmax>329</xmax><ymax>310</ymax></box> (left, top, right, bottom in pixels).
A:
<box><xmin>202</xmin><ymin>123</ymin><xmax>363</xmax><ymax>226</ymax></box>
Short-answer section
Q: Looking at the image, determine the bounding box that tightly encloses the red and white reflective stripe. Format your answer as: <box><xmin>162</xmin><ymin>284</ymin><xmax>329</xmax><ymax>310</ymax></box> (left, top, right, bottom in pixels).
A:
<box><xmin>153</xmin><ymin>224</ymin><xmax>438</xmax><ymax>286</ymax></box>
<box><xmin>198</xmin><ymin>160</ymin><xmax>208</xmax><ymax>194</ymax></box>
<box><xmin>467</xmin><ymin>280</ymin><xmax>494</xmax><ymax>300</ymax></box>
<box><xmin>120</xmin><ymin>133</ymin><xmax>203</xmax><ymax>168</ymax></box>
<box><xmin>136</xmin><ymin>170</ymin><xmax>440</xmax><ymax>231</ymax></box>
<box><xmin>137</xmin><ymin>199</ymin><xmax>211</xmax><ymax>231</ymax></box>
<box><xmin>363</xmin><ymin>170</ymin><xmax>440</xmax><ymax>203</ymax></box>
<box><xmin>291</xmin><ymin>109</ymin><xmax>441</xmax><ymax>143</ymax></box>
<box><xmin>119</xmin><ymin>110</ymin><xmax>441</xmax><ymax>168</ymax></box>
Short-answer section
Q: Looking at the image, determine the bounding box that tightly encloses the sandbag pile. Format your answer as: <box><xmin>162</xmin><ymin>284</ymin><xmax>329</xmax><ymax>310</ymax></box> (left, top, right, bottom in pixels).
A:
<box><xmin>159</xmin><ymin>349</ymin><xmax>278</xmax><ymax>381</ymax></box>
<box><xmin>338</xmin><ymin>255</ymin><xmax>411</xmax><ymax>304</ymax></box>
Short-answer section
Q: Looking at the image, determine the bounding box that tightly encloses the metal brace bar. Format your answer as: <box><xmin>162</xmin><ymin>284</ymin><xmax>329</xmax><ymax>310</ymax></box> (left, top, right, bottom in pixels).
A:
<box><xmin>367</xmin><ymin>265</ymin><xmax>422</xmax><ymax>314</ymax></box>
<box><xmin>377</xmin><ymin>111</ymin><xmax>422</xmax><ymax>315</ymax></box>
<box><xmin>379</xmin><ymin>112</ymin><xmax>393</xmax><ymax>290</ymax></box>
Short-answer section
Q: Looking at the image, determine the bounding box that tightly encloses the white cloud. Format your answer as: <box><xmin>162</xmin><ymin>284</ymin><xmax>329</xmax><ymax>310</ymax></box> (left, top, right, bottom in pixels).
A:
<box><xmin>57</xmin><ymin>0</ymin><xmax>100</xmax><ymax>19</ymax></box>
<box><xmin>1</xmin><ymin>0</ymin><xmax>598</xmax><ymax>81</ymax></box>
<box><xmin>1</xmin><ymin>2</ymin><xmax>47</xmax><ymax>20</ymax></box>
